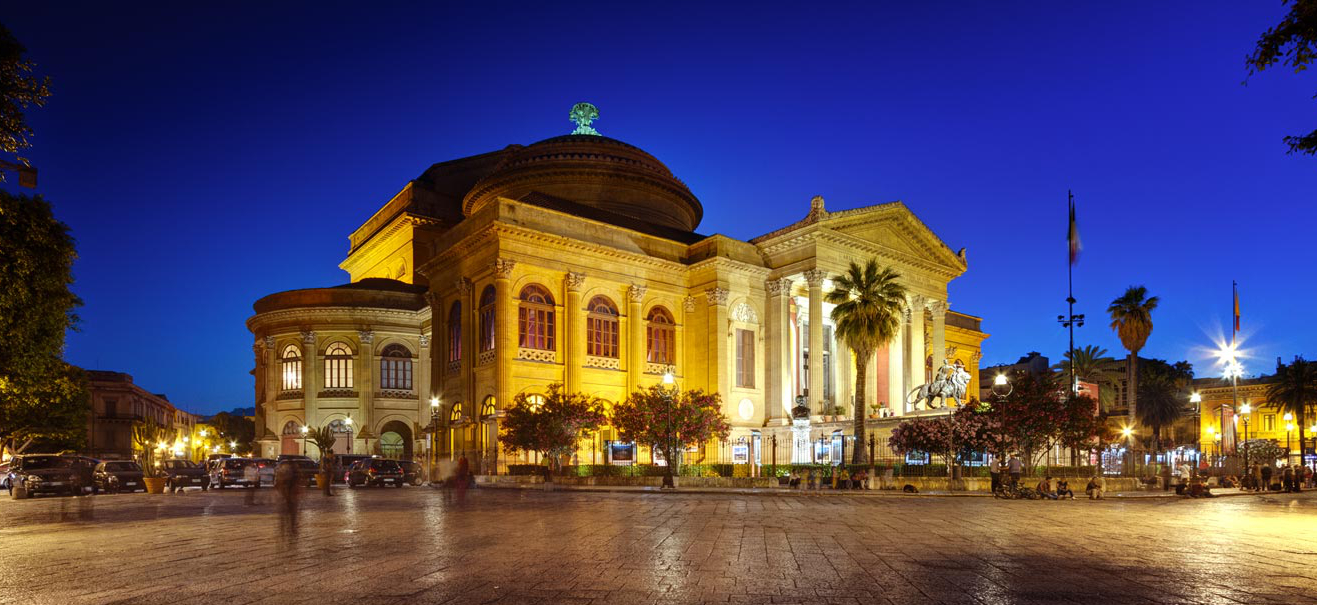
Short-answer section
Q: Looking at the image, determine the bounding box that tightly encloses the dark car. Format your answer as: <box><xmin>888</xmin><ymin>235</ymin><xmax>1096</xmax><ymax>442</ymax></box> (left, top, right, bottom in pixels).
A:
<box><xmin>8</xmin><ymin>455</ymin><xmax>79</xmax><ymax>499</ymax></box>
<box><xmin>331</xmin><ymin>454</ymin><xmax>372</xmax><ymax>483</ymax></box>
<box><xmin>206</xmin><ymin>457</ymin><xmax>255</xmax><ymax>489</ymax></box>
<box><xmin>289</xmin><ymin>459</ymin><xmax>319</xmax><ymax>486</ymax></box>
<box><xmin>346</xmin><ymin>458</ymin><xmax>404</xmax><ymax>488</ymax></box>
<box><xmin>93</xmin><ymin>460</ymin><xmax>146</xmax><ymax>494</ymax></box>
<box><xmin>159</xmin><ymin>459</ymin><xmax>208</xmax><ymax>492</ymax></box>
<box><xmin>398</xmin><ymin>460</ymin><xmax>424</xmax><ymax>486</ymax></box>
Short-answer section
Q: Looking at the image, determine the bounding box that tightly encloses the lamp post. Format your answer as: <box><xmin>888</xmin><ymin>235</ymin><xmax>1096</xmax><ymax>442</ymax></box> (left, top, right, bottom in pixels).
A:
<box><xmin>300</xmin><ymin>425</ymin><xmax>309</xmax><ymax>455</ymax></box>
<box><xmin>430</xmin><ymin>396</ymin><xmax>440</xmax><ymax>484</ymax></box>
<box><xmin>990</xmin><ymin>374</ymin><xmax>1013</xmax><ymax>468</ymax></box>
<box><xmin>1190</xmin><ymin>392</ymin><xmax>1202</xmax><ymax>471</ymax></box>
<box><xmin>1284</xmin><ymin>412</ymin><xmax>1294</xmax><ymax>465</ymax></box>
<box><xmin>659</xmin><ymin>365</ymin><xmax>678</xmax><ymax>490</ymax></box>
<box><xmin>1217</xmin><ymin>343</ymin><xmax>1244</xmax><ymax>466</ymax></box>
<box><xmin>1239</xmin><ymin>403</ymin><xmax>1252</xmax><ymax>472</ymax></box>
<box><xmin>1121</xmin><ymin>426</ymin><xmax>1135</xmax><ymax>476</ymax></box>
<box><xmin>344</xmin><ymin>415</ymin><xmax>354</xmax><ymax>454</ymax></box>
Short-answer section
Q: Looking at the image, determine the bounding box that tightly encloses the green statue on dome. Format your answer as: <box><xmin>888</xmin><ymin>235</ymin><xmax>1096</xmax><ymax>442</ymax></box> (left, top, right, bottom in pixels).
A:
<box><xmin>569</xmin><ymin>102</ymin><xmax>600</xmax><ymax>135</ymax></box>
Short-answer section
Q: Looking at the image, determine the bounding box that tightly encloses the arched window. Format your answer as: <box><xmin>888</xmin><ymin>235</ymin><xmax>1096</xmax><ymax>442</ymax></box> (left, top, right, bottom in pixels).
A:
<box><xmin>524</xmin><ymin>394</ymin><xmax>546</xmax><ymax>410</ymax></box>
<box><xmin>518</xmin><ymin>285</ymin><xmax>555</xmax><ymax>351</ymax></box>
<box><xmin>646</xmin><ymin>306</ymin><xmax>675</xmax><ymax>365</ymax></box>
<box><xmin>379</xmin><ymin>344</ymin><xmax>413</xmax><ymax>391</ymax></box>
<box><xmin>447</xmin><ymin>301</ymin><xmax>462</xmax><ymax>363</ymax></box>
<box><xmin>586</xmin><ymin>296</ymin><xmax>619</xmax><ymax>358</ymax></box>
<box><xmin>281</xmin><ymin>420</ymin><xmax>301</xmax><ymax>435</ymax></box>
<box><xmin>481</xmin><ymin>396</ymin><xmax>496</xmax><ymax>418</ymax></box>
<box><xmin>324</xmin><ymin>342</ymin><xmax>354</xmax><ymax>389</ymax></box>
<box><xmin>449</xmin><ymin>402</ymin><xmax>464</xmax><ymax>424</ymax></box>
<box><xmin>280</xmin><ymin>345</ymin><xmax>302</xmax><ymax>391</ymax></box>
<box><xmin>479</xmin><ymin>285</ymin><xmax>496</xmax><ymax>353</ymax></box>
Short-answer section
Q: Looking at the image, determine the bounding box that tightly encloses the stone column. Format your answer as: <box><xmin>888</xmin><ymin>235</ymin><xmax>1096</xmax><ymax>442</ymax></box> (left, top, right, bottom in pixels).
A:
<box><xmin>423</xmin><ymin>291</ymin><xmax>441</xmax><ymax>401</ymax></box>
<box><xmin>417</xmin><ymin>332</ymin><xmax>431</xmax><ymax>421</ymax></box>
<box><xmin>302</xmin><ymin>330</ymin><xmax>319</xmax><ymax>430</ymax></box>
<box><xmin>455</xmin><ymin>278</ymin><xmax>473</xmax><ymax>408</ymax></box>
<box><xmin>907</xmin><ymin>295</ymin><xmax>926</xmax><ymax>393</ymax></box>
<box><xmin>357</xmin><ymin>330</ymin><xmax>376</xmax><ymax>444</ymax></box>
<box><xmin>627</xmin><ymin>284</ymin><xmax>647</xmax><ymax>394</ymax></box>
<box><xmin>706</xmin><ymin>287</ymin><xmax>730</xmax><ymax>399</ymax></box>
<box><xmin>565</xmin><ymin>272</ymin><xmax>585</xmax><ymax>393</ymax></box>
<box><xmin>887</xmin><ymin>320</ymin><xmax>905</xmax><ymax>414</ymax></box>
<box><xmin>804</xmin><ymin>269</ymin><xmax>826</xmax><ymax>415</ymax></box>
<box><xmin>930</xmin><ymin>300</ymin><xmax>948</xmax><ymax>369</ymax></box>
<box><xmin>493</xmin><ymin>260</ymin><xmax>517</xmax><ymax>414</ymax></box>
<box><xmin>765</xmin><ymin>278</ymin><xmax>792</xmax><ymax>422</ymax></box>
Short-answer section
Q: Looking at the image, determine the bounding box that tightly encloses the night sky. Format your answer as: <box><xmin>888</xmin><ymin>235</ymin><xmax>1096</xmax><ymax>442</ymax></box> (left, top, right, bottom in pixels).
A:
<box><xmin>5</xmin><ymin>3</ymin><xmax>1314</xmax><ymax>415</ymax></box>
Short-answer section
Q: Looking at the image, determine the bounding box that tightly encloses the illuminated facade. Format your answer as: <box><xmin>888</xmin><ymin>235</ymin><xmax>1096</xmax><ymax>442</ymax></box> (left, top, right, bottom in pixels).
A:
<box><xmin>248</xmin><ymin>111</ymin><xmax>987</xmax><ymax>465</ymax></box>
<box><xmin>1194</xmin><ymin>376</ymin><xmax>1314</xmax><ymax>464</ymax></box>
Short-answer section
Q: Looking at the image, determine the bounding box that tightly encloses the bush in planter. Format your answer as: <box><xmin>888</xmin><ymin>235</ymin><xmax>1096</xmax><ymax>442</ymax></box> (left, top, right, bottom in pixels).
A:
<box><xmin>131</xmin><ymin>419</ymin><xmax>166</xmax><ymax>483</ymax></box>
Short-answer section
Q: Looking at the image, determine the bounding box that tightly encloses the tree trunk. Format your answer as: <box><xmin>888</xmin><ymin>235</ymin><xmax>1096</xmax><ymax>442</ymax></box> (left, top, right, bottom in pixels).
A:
<box><xmin>852</xmin><ymin>349</ymin><xmax>869</xmax><ymax>465</ymax></box>
<box><xmin>1128</xmin><ymin>353</ymin><xmax>1139</xmax><ymax>423</ymax></box>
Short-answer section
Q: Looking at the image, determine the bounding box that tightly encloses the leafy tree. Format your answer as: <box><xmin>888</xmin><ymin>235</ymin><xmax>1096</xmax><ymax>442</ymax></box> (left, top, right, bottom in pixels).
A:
<box><xmin>825</xmin><ymin>259</ymin><xmax>906</xmax><ymax>464</ymax></box>
<box><xmin>1107</xmin><ymin>286</ymin><xmax>1159</xmax><ymax>422</ymax></box>
<box><xmin>611</xmin><ymin>385</ymin><xmax>731</xmax><ymax>480</ymax></box>
<box><xmin>207</xmin><ymin>410</ymin><xmax>256</xmax><ymax>455</ymax></box>
<box><xmin>981</xmin><ymin>371</ymin><xmax>1103</xmax><ymax>471</ymax></box>
<box><xmin>1241</xmin><ymin>438</ymin><xmax>1286</xmax><ymax>466</ymax></box>
<box><xmin>1052</xmin><ymin>345</ymin><xmax>1123</xmax><ymax>410</ymax></box>
<box><xmin>1267</xmin><ymin>358</ymin><xmax>1317</xmax><ymax>463</ymax></box>
<box><xmin>888</xmin><ymin>402</ymin><xmax>994</xmax><ymax>473</ymax></box>
<box><xmin>0</xmin><ymin>190</ymin><xmax>85</xmax><ymax>458</ymax></box>
<box><xmin>0</xmin><ymin>23</ymin><xmax>50</xmax><ymax>180</ymax></box>
<box><xmin>500</xmin><ymin>383</ymin><xmax>606</xmax><ymax>473</ymax></box>
<box><xmin>1246</xmin><ymin>0</ymin><xmax>1317</xmax><ymax>155</ymax></box>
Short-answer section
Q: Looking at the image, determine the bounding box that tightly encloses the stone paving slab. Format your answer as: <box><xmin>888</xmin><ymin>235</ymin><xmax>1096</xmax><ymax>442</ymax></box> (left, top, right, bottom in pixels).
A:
<box><xmin>0</xmin><ymin>486</ymin><xmax>1314</xmax><ymax>604</ymax></box>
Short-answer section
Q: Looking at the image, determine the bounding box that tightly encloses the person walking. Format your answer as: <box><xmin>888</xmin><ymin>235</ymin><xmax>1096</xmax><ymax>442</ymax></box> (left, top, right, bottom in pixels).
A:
<box><xmin>1261</xmin><ymin>464</ymin><xmax>1274</xmax><ymax>491</ymax></box>
<box><xmin>1251</xmin><ymin>464</ymin><xmax>1263</xmax><ymax>492</ymax></box>
<box><xmin>1282</xmin><ymin>465</ymin><xmax>1295</xmax><ymax>493</ymax></box>
<box><xmin>243</xmin><ymin>462</ymin><xmax>259</xmax><ymax>506</ymax></box>
<box><xmin>1006</xmin><ymin>454</ymin><xmax>1022</xmax><ymax>488</ymax></box>
<box><xmin>989</xmin><ymin>456</ymin><xmax>1002</xmax><ymax>494</ymax></box>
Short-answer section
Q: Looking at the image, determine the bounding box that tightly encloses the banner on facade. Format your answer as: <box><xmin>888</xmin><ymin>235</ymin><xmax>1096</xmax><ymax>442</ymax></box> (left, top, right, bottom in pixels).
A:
<box><xmin>607</xmin><ymin>442</ymin><xmax>634</xmax><ymax>465</ymax></box>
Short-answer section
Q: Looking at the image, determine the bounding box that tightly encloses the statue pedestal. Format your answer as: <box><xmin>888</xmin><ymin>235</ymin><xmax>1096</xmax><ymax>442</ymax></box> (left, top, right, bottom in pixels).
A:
<box><xmin>791</xmin><ymin>418</ymin><xmax>812</xmax><ymax>464</ymax></box>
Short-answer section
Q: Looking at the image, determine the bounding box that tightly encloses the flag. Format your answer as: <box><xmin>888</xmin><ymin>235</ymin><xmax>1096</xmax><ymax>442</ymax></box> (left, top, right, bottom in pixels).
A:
<box><xmin>1067</xmin><ymin>192</ymin><xmax>1081</xmax><ymax>265</ymax></box>
<box><xmin>1233</xmin><ymin>281</ymin><xmax>1240</xmax><ymax>334</ymax></box>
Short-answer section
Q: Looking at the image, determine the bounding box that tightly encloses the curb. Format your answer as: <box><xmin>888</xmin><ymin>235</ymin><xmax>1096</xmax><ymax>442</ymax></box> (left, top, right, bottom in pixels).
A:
<box><xmin>472</xmin><ymin>483</ymin><xmax>1280</xmax><ymax>499</ymax></box>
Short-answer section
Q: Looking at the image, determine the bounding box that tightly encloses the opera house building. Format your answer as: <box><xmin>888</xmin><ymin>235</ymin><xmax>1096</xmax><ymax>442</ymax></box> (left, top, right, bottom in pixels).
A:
<box><xmin>247</xmin><ymin>106</ymin><xmax>987</xmax><ymax>468</ymax></box>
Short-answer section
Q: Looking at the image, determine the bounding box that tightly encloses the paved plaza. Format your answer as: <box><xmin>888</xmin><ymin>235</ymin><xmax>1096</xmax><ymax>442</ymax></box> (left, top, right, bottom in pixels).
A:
<box><xmin>0</xmin><ymin>486</ymin><xmax>1315</xmax><ymax>605</ymax></box>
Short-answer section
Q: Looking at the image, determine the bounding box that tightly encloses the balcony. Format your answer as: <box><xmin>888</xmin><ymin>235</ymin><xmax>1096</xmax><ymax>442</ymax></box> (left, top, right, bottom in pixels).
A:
<box><xmin>584</xmin><ymin>356</ymin><xmax>620</xmax><ymax>370</ymax></box>
<box><xmin>517</xmin><ymin>348</ymin><xmax>556</xmax><ymax>363</ymax></box>
<box><xmin>317</xmin><ymin>389</ymin><xmax>360</xmax><ymax>399</ymax></box>
<box><xmin>376</xmin><ymin>389</ymin><xmax>416</xmax><ymax>400</ymax></box>
<box><xmin>276</xmin><ymin>390</ymin><xmax>304</xmax><ymax>401</ymax></box>
<box><xmin>477</xmin><ymin>349</ymin><xmax>496</xmax><ymax>366</ymax></box>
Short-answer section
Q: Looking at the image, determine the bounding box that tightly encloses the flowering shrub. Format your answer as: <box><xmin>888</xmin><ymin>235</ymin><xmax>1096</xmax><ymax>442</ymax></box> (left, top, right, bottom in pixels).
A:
<box><xmin>499</xmin><ymin>383</ymin><xmax>606</xmax><ymax>472</ymax></box>
<box><xmin>611</xmin><ymin>386</ymin><xmax>731</xmax><ymax>475</ymax></box>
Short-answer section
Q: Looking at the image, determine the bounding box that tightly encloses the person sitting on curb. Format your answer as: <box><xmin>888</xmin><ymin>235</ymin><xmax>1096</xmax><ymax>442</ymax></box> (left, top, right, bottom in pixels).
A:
<box><xmin>1036</xmin><ymin>476</ymin><xmax>1058</xmax><ymax>500</ymax></box>
<box><xmin>1085</xmin><ymin>475</ymin><xmax>1105</xmax><ymax>500</ymax></box>
<box><xmin>1055</xmin><ymin>478</ymin><xmax>1074</xmax><ymax>500</ymax></box>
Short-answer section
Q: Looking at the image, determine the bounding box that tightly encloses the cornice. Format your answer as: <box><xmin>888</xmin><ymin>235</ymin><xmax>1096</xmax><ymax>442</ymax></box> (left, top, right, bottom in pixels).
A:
<box><xmin>247</xmin><ymin>306</ymin><xmax>426</xmax><ymax>332</ymax></box>
<box><xmin>686</xmin><ymin>256</ymin><xmax>770</xmax><ymax>278</ymax></box>
<box><xmin>431</xmin><ymin>221</ymin><xmax>691</xmax><ymax>275</ymax></box>
<box><xmin>340</xmin><ymin>213</ymin><xmax>442</xmax><ymax>272</ymax></box>
<box><xmin>815</xmin><ymin>229</ymin><xmax>963</xmax><ymax>281</ymax></box>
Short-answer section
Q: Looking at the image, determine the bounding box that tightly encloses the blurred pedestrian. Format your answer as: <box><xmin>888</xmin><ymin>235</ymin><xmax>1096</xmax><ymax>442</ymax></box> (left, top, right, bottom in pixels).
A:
<box><xmin>1261</xmin><ymin>464</ymin><xmax>1274</xmax><ymax>491</ymax></box>
<box><xmin>243</xmin><ymin>462</ymin><xmax>259</xmax><ymax>505</ymax></box>
<box><xmin>274</xmin><ymin>460</ymin><xmax>302</xmax><ymax>538</ymax></box>
<box><xmin>989</xmin><ymin>456</ymin><xmax>1003</xmax><ymax>493</ymax></box>
<box><xmin>1006</xmin><ymin>454</ymin><xmax>1022</xmax><ymax>487</ymax></box>
<box><xmin>455</xmin><ymin>453</ymin><xmax>470</xmax><ymax>503</ymax></box>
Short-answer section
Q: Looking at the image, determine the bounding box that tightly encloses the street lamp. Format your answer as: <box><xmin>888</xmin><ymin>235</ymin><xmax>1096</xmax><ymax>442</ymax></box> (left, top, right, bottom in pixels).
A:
<box><xmin>1284</xmin><ymin>413</ymin><xmax>1294</xmax><ymax>464</ymax></box>
<box><xmin>1189</xmin><ymin>392</ymin><xmax>1202</xmax><ymax>469</ymax></box>
<box><xmin>1239</xmin><ymin>403</ymin><xmax>1252</xmax><ymax>472</ymax></box>
<box><xmin>300</xmin><ymin>424</ymin><xmax>309</xmax><ymax>455</ymax></box>
<box><xmin>659</xmin><ymin>365</ymin><xmax>678</xmax><ymax>490</ymax></box>
<box><xmin>430</xmin><ymin>396</ymin><xmax>440</xmax><ymax>484</ymax></box>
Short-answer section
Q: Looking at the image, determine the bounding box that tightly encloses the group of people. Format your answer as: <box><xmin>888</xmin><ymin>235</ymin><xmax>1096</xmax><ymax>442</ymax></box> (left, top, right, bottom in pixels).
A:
<box><xmin>1235</xmin><ymin>463</ymin><xmax>1311</xmax><ymax>493</ymax></box>
<box><xmin>990</xmin><ymin>454</ymin><xmax>1107</xmax><ymax>500</ymax></box>
<box><xmin>787</xmin><ymin>467</ymin><xmax>869</xmax><ymax>490</ymax></box>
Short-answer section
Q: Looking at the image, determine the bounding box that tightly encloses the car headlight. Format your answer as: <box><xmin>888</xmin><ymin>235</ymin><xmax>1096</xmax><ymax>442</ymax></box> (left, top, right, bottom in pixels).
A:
<box><xmin>26</xmin><ymin>475</ymin><xmax>43</xmax><ymax>484</ymax></box>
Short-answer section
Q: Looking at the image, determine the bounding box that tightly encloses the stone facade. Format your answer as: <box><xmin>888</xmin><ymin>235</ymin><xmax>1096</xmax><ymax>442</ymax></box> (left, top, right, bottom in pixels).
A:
<box><xmin>247</xmin><ymin>120</ymin><xmax>987</xmax><ymax>467</ymax></box>
<box><xmin>86</xmin><ymin>371</ymin><xmax>200</xmax><ymax>460</ymax></box>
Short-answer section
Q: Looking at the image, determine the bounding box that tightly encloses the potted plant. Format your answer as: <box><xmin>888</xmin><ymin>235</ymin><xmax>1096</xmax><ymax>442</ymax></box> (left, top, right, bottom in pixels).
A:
<box><xmin>832</xmin><ymin>405</ymin><xmax>846</xmax><ymax>422</ymax></box>
<box><xmin>869</xmin><ymin>403</ymin><xmax>881</xmax><ymax>419</ymax></box>
<box><xmin>307</xmin><ymin>425</ymin><xmax>338</xmax><ymax>492</ymax></box>
<box><xmin>132</xmin><ymin>419</ymin><xmax>169</xmax><ymax>494</ymax></box>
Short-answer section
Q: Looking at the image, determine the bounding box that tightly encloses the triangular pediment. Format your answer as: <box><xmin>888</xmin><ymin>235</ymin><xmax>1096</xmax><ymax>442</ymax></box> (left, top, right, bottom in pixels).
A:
<box><xmin>822</xmin><ymin>203</ymin><xmax>966</xmax><ymax>274</ymax></box>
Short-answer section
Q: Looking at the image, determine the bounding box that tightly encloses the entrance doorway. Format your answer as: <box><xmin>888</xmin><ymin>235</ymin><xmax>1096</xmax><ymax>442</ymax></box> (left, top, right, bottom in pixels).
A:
<box><xmin>281</xmin><ymin>421</ymin><xmax>301</xmax><ymax>455</ymax></box>
<box><xmin>328</xmin><ymin>419</ymin><xmax>353</xmax><ymax>455</ymax></box>
<box><xmin>378</xmin><ymin>420</ymin><xmax>413</xmax><ymax>460</ymax></box>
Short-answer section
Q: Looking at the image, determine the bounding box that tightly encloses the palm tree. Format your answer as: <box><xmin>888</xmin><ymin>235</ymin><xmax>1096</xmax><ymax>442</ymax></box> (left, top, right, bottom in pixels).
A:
<box><xmin>1052</xmin><ymin>345</ymin><xmax>1124</xmax><ymax>411</ymax></box>
<box><xmin>826</xmin><ymin>259</ymin><xmax>907</xmax><ymax>464</ymax></box>
<box><xmin>1107</xmin><ymin>286</ymin><xmax>1159</xmax><ymax>423</ymax></box>
<box><xmin>1267</xmin><ymin>358</ymin><xmax>1317</xmax><ymax>466</ymax></box>
<box><xmin>1136</xmin><ymin>372</ymin><xmax>1185</xmax><ymax>458</ymax></box>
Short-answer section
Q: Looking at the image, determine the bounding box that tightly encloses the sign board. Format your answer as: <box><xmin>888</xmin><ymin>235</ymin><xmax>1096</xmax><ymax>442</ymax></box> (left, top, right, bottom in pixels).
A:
<box><xmin>608</xmin><ymin>443</ymin><xmax>634</xmax><ymax>466</ymax></box>
<box><xmin>731</xmin><ymin>444</ymin><xmax>749</xmax><ymax>464</ymax></box>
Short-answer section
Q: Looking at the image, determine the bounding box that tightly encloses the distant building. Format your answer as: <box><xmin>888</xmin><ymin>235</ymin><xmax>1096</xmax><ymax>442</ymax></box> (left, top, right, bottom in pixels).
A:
<box><xmin>1192</xmin><ymin>371</ymin><xmax>1313</xmax><ymax>466</ymax></box>
<box><xmin>86</xmin><ymin>371</ymin><xmax>200</xmax><ymax>460</ymax></box>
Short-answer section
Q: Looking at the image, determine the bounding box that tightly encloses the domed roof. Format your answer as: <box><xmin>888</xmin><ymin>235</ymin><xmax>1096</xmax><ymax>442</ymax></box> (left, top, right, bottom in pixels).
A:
<box><xmin>252</xmin><ymin>278</ymin><xmax>427</xmax><ymax>314</ymax></box>
<box><xmin>462</xmin><ymin>134</ymin><xmax>703</xmax><ymax>232</ymax></box>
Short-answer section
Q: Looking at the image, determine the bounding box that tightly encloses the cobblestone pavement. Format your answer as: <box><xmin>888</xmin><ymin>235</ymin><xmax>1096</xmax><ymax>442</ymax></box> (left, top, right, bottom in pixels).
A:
<box><xmin>1</xmin><ymin>486</ymin><xmax>1315</xmax><ymax>605</ymax></box>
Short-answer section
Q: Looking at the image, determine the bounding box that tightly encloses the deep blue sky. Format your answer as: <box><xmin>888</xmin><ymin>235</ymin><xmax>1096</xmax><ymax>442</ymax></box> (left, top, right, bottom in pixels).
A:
<box><xmin>6</xmin><ymin>3</ymin><xmax>1315</xmax><ymax>415</ymax></box>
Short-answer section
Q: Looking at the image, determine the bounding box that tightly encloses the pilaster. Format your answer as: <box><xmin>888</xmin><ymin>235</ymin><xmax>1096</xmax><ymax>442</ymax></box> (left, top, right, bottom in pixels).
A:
<box><xmin>493</xmin><ymin>259</ymin><xmax>517</xmax><ymax>414</ymax></box>
<box><xmin>930</xmin><ymin>300</ymin><xmax>948</xmax><ymax>369</ymax></box>
<box><xmin>302</xmin><ymin>330</ymin><xmax>318</xmax><ymax>427</ymax></box>
<box><xmin>908</xmin><ymin>295</ymin><xmax>926</xmax><ymax>391</ymax></box>
<box><xmin>804</xmin><ymin>269</ymin><xmax>826</xmax><ymax>414</ymax></box>
<box><xmin>705</xmin><ymin>286</ymin><xmax>729</xmax><ymax>397</ymax></box>
<box><xmin>627</xmin><ymin>284</ymin><xmax>646</xmax><ymax>394</ymax></box>
<box><xmin>565</xmin><ymin>272</ymin><xmax>585</xmax><ymax>393</ymax></box>
<box><xmin>765</xmin><ymin>278</ymin><xmax>792</xmax><ymax>422</ymax></box>
<box><xmin>357</xmin><ymin>329</ymin><xmax>376</xmax><ymax>438</ymax></box>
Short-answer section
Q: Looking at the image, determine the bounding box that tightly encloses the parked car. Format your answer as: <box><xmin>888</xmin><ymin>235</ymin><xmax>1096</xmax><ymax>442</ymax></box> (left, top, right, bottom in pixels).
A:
<box><xmin>331</xmin><ymin>454</ymin><xmax>372</xmax><ymax>483</ymax></box>
<box><xmin>8</xmin><ymin>454</ymin><xmax>78</xmax><ymax>499</ymax></box>
<box><xmin>398</xmin><ymin>460</ymin><xmax>424</xmax><ymax>486</ymax></box>
<box><xmin>249</xmin><ymin>458</ymin><xmax>277</xmax><ymax>486</ymax></box>
<box><xmin>290</xmin><ymin>459</ymin><xmax>320</xmax><ymax>486</ymax></box>
<box><xmin>93</xmin><ymin>460</ymin><xmax>146</xmax><ymax>494</ymax></box>
<box><xmin>277</xmin><ymin>454</ymin><xmax>313</xmax><ymax>462</ymax></box>
<box><xmin>346</xmin><ymin>458</ymin><xmax>404</xmax><ymax>488</ymax></box>
<box><xmin>207</xmin><ymin>457</ymin><xmax>254</xmax><ymax>489</ymax></box>
<box><xmin>159</xmin><ymin>459</ymin><xmax>208</xmax><ymax>492</ymax></box>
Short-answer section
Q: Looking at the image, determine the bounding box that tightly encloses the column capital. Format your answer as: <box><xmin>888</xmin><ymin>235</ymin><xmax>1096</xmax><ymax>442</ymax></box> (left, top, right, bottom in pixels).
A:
<box><xmin>765</xmin><ymin>278</ymin><xmax>792</xmax><ymax>296</ymax></box>
<box><xmin>252</xmin><ymin>341</ymin><xmax>264</xmax><ymax>357</ymax></box>
<box><xmin>705</xmin><ymin>287</ymin><xmax>729</xmax><ymax>307</ymax></box>
<box><xmin>263</xmin><ymin>336</ymin><xmax>275</xmax><ymax>349</ymax></box>
<box><xmin>907</xmin><ymin>294</ymin><xmax>926</xmax><ymax>310</ymax></box>
<box><xmin>627</xmin><ymin>284</ymin><xmax>647</xmax><ymax>302</ymax></box>
<box><xmin>803</xmin><ymin>269</ymin><xmax>827</xmax><ymax>287</ymax></box>
<box><xmin>566</xmin><ymin>271</ymin><xmax>586</xmax><ymax>291</ymax></box>
<box><xmin>454</xmin><ymin>278</ymin><xmax>472</xmax><ymax>295</ymax></box>
<box><xmin>928</xmin><ymin>299</ymin><xmax>948</xmax><ymax>317</ymax></box>
<box><xmin>492</xmin><ymin>259</ymin><xmax>517</xmax><ymax>279</ymax></box>
<box><xmin>423</xmin><ymin>291</ymin><xmax>438</xmax><ymax>308</ymax></box>
<box><xmin>683</xmin><ymin>295</ymin><xmax>697</xmax><ymax>312</ymax></box>
<box><xmin>358</xmin><ymin>330</ymin><xmax>375</xmax><ymax>345</ymax></box>
<box><xmin>419</xmin><ymin>334</ymin><xmax>430</xmax><ymax>349</ymax></box>
<box><xmin>301</xmin><ymin>330</ymin><xmax>316</xmax><ymax>345</ymax></box>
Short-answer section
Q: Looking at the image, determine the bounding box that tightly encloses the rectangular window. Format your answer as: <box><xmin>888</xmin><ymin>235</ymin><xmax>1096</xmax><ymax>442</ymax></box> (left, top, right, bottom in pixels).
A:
<box><xmin>282</xmin><ymin>359</ymin><xmax>302</xmax><ymax>391</ymax></box>
<box><xmin>519</xmin><ymin>306</ymin><xmax>555</xmax><ymax>351</ymax></box>
<box><xmin>647</xmin><ymin>325</ymin><xmax>674</xmax><ymax>365</ymax></box>
<box><xmin>325</xmin><ymin>357</ymin><xmax>353</xmax><ymax>389</ymax></box>
<box><xmin>380</xmin><ymin>359</ymin><xmax>413</xmax><ymax>391</ymax></box>
<box><xmin>104</xmin><ymin>399</ymin><xmax>116</xmax><ymax>418</ymax></box>
<box><xmin>480</xmin><ymin>306</ymin><xmax>495</xmax><ymax>352</ymax></box>
<box><xmin>587</xmin><ymin>316</ymin><xmax>619</xmax><ymax>357</ymax></box>
<box><xmin>1263</xmin><ymin>414</ymin><xmax>1275</xmax><ymax>432</ymax></box>
<box><xmin>736</xmin><ymin>329</ymin><xmax>755</xmax><ymax>388</ymax></box>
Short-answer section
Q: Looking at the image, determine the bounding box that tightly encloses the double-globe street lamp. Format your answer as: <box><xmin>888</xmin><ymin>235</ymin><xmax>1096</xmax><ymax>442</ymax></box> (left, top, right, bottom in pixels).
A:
<box><xmin>1240</xmin><ymin>403</ymin><xmax>1252</xmax><ymax>472</ymax></box>
<box><xmin>659</xmin><ymin>365</ymin><xmax>678</xmax><ymax>490</ymax></box>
